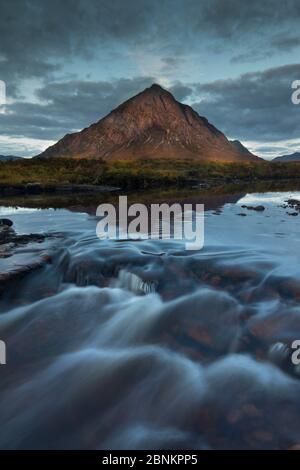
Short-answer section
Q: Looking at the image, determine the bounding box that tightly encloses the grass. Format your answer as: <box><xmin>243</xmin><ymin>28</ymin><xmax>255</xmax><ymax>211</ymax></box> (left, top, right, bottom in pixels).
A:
<box><xmin>1</xmin><ymin>157</ymin><xmax>300</xmax><ymax>190</ymax></box>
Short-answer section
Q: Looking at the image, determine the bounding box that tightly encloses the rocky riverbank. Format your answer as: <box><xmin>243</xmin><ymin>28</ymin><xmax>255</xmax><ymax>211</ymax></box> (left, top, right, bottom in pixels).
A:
<box><xmin>0</xmin><ymin>218</ymin><xmax>55</xmax><ymax>295</ymax></box>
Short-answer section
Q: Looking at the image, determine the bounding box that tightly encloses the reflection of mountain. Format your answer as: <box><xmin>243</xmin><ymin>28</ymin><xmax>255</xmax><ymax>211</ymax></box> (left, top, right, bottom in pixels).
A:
<box><xmin>2</xmin><ymin>181</ymin><xmax>300</xmax><ymax>215</ymax></box>
<box><xmin>0</xmin><ymin>189</ymin><xmax>245</xmax><ymax>215</ymax></box>
<box><xmin>177</xmin><ymin>193</ymin><xmax>244</xmax><ymax>213</ymax></box>
<box><xmin>37</xmin><ymin>84</ymin><xmax>260</xmax><ymax>163</ymax></box>
<box><xmin>273</xmin><ymin>152</ymin><xmax>300</xmax><ymax>163</ymax></box>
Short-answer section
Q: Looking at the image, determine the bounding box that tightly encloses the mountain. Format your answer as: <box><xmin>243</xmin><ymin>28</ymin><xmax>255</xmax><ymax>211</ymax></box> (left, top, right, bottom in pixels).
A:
<box><xmin>0</xmin><ymin>155</ymin><xmax>22</xmax><ymax>161</ymax></box>
<box><xmin>272</xmin><ymin>152</ymin><xmax>300</xmax><ymax>163</ymax></box>
<box><xmin>230</xmin><ymin>140</ymin><xmax>258</xmax><ymax>158</ymax></box>
<box><xmin>36</xmin><ymin>84</ymin><xmax>260</xmax><ymax>162</ymax></box>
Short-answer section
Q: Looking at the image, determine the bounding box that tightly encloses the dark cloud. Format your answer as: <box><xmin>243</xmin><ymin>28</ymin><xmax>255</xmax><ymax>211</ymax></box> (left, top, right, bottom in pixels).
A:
<box><xmin>169</xmin><ymin>83</ymin><xmax>193</xmax><ymax>101</ymax></box>
<box><xmin>231</xmin><ymin>35</ymin><xmax>300</xmax><ymax>64</ymax></box>
<box><xmin>161</xmin><ymin>56</ymin><xmax>185</xmax><ymax>69</ymax></box>
<box><xmin>192</xmin><ymin>64</ymin><xmax>300</xmax><ymax>141</ymax></box>
<box><xmin>271</xmin><ymin>35</ymin><xmax>300</xmax><ymax>52</ymax></box>
<box><xmin>254</xmin><ymin>145</ymin><xmax>287</xmax><ymax>154</ymax></box>
<box><xmin>196</xmin><ymin>0</ymin><xmax>300</xmax><ymax>38</ymax></box>
<box><xmin>0</xmin><ymin>76</ymin><xmax>198</xmax><ymax>144</ymax></box>
<box><xmin>0</xmin><ymin>0</ymin><xmax>157</xmax><ymax>89</ymax></box>
<box><xmin>0</xmin><ymin>77</ymin><xmax>155</xmax><ymax>142</ymax></box>
<box><xmin>193</xmin><ymin>0</ymin><xmax>300</xmax><ymax>64</ymax></box>
<box><xmin>2</xmin><ymin>0</ymin><xmax>300</xmax><ymax>88</ymax></box>
<box><xmin>1</xmin><ymin>0</ymin><xmax>300</xmax><ymax>155</ymax></box>
<box><xmin>1</xmin><ymin>63</ymin><xmax>300</xmax><ymax>152</ymax></box>
<box><xmin>231</xmin><ymin>50</ymin><xmax>273</xmax><ymax>65</ymax></box>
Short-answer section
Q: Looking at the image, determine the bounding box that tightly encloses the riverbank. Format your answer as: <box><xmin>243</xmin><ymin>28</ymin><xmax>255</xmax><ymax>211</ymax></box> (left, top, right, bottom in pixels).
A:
<box><xmin>1</xmin><ymin>158</ymin><xmax>300</xmax><ymax>193</ymax></box>
<box><xmin>0</xmin><ymin>182</ymin><xmax>120</xmax><ymax>196</ymax></box>
<box><xmin>0</xmin><ymin>218</ymin><xmax>57</xmax><ymax>296</ymax></box>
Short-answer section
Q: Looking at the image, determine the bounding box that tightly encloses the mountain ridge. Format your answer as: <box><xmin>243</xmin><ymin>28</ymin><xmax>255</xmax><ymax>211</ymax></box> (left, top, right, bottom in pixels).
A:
<box><xmin>273</xmin><ymin>152</ymin><xmax>300</xmax><ymax>163</ymax></box>
<box><xmin>230</xmin><ymin>140</ymin><xmax>258</xmax><ymax>158</ymax></box>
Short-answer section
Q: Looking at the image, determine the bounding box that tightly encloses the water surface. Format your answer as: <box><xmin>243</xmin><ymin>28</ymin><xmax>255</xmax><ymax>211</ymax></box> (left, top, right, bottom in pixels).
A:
<box><xmin>1</xmin><ymin>186</ymin><xmax>300</xmax><ymax>449</ymax></box>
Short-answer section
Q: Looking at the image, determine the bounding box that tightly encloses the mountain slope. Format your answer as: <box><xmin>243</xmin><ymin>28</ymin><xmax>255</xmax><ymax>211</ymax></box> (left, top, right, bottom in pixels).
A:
<box><xmin>230</xmin><ymin>140</ymin><xmax>258</xmax><ymax>158</ymax></box>
<box><xmin>36</xmin><ymin>84</ymin><xmax>260</xmax><ymax>163</ymax></box>
<box><xmin>273</xmin><ymin>152</ymin><xmax>300</xmax><ymax>163</ymax></box>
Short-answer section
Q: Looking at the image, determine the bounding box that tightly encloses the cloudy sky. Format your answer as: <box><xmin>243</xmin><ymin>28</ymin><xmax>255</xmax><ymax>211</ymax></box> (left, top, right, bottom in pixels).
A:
<box><xmin>0</xmin><ymin>0</ymin><xmax>299</xmax><ymax>159</ymax></box>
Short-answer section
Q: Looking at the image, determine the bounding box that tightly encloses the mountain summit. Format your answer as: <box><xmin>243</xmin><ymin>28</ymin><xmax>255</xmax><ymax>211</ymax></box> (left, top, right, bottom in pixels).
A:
<box><xmin>37</xmin><ymin>84</ymin><xmax>259</xmax><ymax>162</ymax></box>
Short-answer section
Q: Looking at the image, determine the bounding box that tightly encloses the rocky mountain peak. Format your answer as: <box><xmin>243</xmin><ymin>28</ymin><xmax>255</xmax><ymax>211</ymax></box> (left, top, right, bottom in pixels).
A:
<box><xmin>36</xmin><ymin>85</ymin><xmax>260</xmax><ymax>163</ymax></box>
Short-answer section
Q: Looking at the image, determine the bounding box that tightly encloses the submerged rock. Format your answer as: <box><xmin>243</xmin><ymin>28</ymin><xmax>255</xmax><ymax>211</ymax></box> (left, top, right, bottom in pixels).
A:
<box><xmin>268</xmin><ymin>342</ymin><xmax>290</xmax><ymax>366</ymax></box>
<box><xmin>0</xmin><ymin>254</ymin><xmax>52</xmax><ymax>295</ymax></box>
<box><xmin>0</xmin><ymin>218</ymin><xmax>13</xmax><ymax>227</ymax></box>
<box><xmin>0</xmin><ymin>228</ymin><xmax>45</xmax><ymax>252</ymax></box>
<box><xmin>116</xmin><ymin>269</ymin><xmax>157</xmax><ymax>295</ymax></box>
<box><xmin>0</xmin><ymin>219</ymin><xmax>54</xmax><ymax>295</ymax></box>
<box><xmin>241</xmin><ymin>205</ymin><xmax>265</xmax><ymax>212</ymax></box>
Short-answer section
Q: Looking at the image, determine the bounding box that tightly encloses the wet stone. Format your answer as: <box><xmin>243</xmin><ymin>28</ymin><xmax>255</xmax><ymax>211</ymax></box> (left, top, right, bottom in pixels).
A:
<box><xmin>0</xmin><ymin>218</ymin><xmax>13</xmax><ymax>227</ymax></box>
<box><xmin>241</xmin><ymin>205</ymin><xmax>265</xmax><ymax>212</ymax></box>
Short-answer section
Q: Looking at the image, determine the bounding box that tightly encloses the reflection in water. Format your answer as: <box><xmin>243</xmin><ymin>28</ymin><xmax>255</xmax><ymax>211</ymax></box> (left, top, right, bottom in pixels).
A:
<box><xmin>1</xmin><ymin>186</ymin><xmax>300</xmax><ymax>449</ymax></box>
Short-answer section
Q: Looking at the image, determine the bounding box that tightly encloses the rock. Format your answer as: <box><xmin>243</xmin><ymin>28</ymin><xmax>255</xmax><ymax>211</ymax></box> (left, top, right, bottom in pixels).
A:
<box><xmin>0</xmin><ymin>253</ymin><xmax>53</xmax><ymax>296</ymax></box>
<box><xmin>237</xmin><ymin>213</ymin><xmax>247</xmax><ymax>217</ymax></box>
<box><xmin>0</xmin><ymin>218</ymin><xmax>13</xmax><ymax>227</ymax></box>
<box><xmin>0</xmin><ymin>219</ymin><xmax>49</xmax><ymax>295</ymax></box>
<box><xmin>286</xmin><ymin>198</ymin><xmax>300</xmax><ymax>206</ymax></box>
<box><xmin>285</xmin><ymin>199</ymin><xmax>300</xmax><ymax>213</ymax></box>
<box><xmin>116</xmin><ymin>269</ymin><xmax>157</xmax><ymax>295</ymax></box>
<box><xmin>0</xmin><ymin>221</ymin><xmax>57</xmax><ymax>296</ymax></box>
<box><xmin>287</xmin><ymin>212</ymin><xmax>298</xmax><ymax>216</ymax></box>
<box><xmin>0</xmin><ymin>230</ymin><xmax>46</xmax><ymax>249</ymax></box>
<box><xmin>240</xmin><ymin>205</ymin><xmax>265</xmax><ymax>212</ymax></box>
<box><xmin>279</xmin><ymin>278</ymin><xmax>300</xmax><ymax>300</ymax></box>
<box><xmin>0</xmin><ymin>226</ymin><xmax>15</xmax><ymax>244</ymax></box>
<box><xmin>268</xmin><ymin>342</ymin><xmax>290</xmax><ymax>365</ymax></box>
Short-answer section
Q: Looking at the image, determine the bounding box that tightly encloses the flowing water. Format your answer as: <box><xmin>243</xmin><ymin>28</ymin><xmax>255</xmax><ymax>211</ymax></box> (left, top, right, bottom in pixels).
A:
<box><xmin>1</xmin><ymin>186</ymin><xmax>300</xmax><ymax>449</ymax></box>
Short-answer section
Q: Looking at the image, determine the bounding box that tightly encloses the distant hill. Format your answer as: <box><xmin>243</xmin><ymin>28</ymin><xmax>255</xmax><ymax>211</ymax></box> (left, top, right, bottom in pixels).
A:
<box><xmin>0</xmin><ymin>155</ymin><xmax>22</xmax><ymax>161</ymax></box>
<box><xmin>272</xmin><ymin>152</ymin><xmax>300</xmax><ymax>163</ymax></box>
<box><xmin>36</xmin><ymin>84</ymin><xmax>261</xmax><ymax>163</ymax></box>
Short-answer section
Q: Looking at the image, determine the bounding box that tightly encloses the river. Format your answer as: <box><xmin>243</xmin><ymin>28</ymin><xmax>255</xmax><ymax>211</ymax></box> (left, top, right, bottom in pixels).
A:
<box><xmin>1</xmin><ymin>185</ymin><xmax>300</xmax><ymax>449</ymax></box>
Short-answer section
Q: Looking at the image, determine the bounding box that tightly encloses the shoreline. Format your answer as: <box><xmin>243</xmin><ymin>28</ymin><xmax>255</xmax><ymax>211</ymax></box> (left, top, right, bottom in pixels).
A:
<box><xmin>1</xmin><ymin>176</ymin><xmax>300</xmax><ymax>197</ymax></box>
<box><xmin>0</xmin><ymin>182</ymin><xmax>120</xmax><ymax>196</ymax></box>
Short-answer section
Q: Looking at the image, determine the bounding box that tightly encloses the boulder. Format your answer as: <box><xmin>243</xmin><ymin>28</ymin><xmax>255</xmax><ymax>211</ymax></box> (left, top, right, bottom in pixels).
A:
<box><xmin>0</xmin><ymin>218</ymin><xmax>13</xmax><ymax>227</ymax></box>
